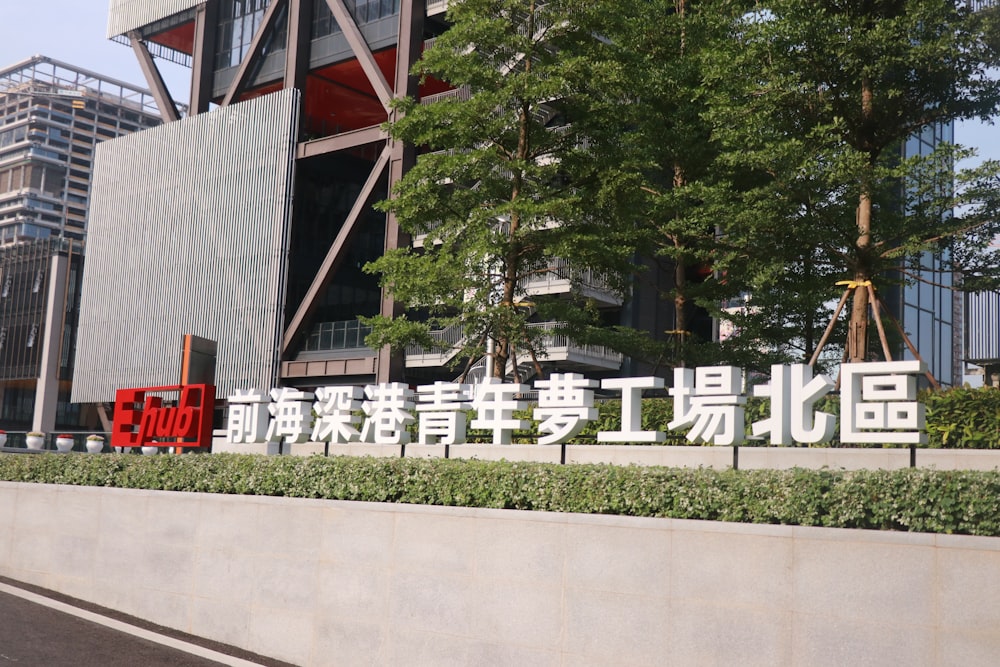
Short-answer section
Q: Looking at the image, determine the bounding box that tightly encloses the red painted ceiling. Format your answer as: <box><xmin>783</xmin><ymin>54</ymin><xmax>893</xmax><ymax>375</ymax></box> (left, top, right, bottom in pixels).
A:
<box><xmin>144</xmin><ymin>23</ymin><xmax>457</xmax><ymax>137</ymax></box>
<box><xmin>149</xmin><ymin>22</ymin><xmax>195</xmax><ymax>56</ymax></box>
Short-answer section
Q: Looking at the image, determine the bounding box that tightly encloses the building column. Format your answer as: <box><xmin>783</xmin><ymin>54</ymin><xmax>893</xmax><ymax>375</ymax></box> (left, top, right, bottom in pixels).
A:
<box><xmin>32</xmin><ymin>248</ymin><xmax>68</xmax><ymax>433</ymax></box>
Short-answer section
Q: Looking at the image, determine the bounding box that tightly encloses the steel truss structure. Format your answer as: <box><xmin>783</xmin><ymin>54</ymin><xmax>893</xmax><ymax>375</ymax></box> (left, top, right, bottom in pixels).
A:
<box><xmin>74</xmin><ymin>0</ymin><xmax>636</xmax><ymax>401</ymax></box>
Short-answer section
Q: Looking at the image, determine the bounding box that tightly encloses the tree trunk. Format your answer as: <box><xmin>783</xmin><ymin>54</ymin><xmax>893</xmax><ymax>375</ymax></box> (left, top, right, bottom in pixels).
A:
<box><xmin>495</xmin><ymin>3</ymin><xmax>534</xmax><ymax>378</ymax></box>
<box><xmin>672</xmin><ymin>161</ymin><xmax>689</xmax><ymax>365</ymax></box>
<box><xmin>848</xmin><ymin>77</ymin><xmax>875</xmax><ymax>363</ymax></box>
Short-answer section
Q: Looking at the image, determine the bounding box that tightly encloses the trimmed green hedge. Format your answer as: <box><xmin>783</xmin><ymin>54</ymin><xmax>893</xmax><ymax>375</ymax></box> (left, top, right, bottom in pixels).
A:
<box><xmin>497</xmin><ymin>385</ymin><xmax>1000</xmax><ymax>447</ymax></box>
<box><xmin>923</xmin><ymin>386</ymin><xmax>1000</xmax><ymax>448</ymax></box>
<box><xmin>2</xmin><ymin>452</ymin><xmax>999</xmax><ymax>536</ymax></box>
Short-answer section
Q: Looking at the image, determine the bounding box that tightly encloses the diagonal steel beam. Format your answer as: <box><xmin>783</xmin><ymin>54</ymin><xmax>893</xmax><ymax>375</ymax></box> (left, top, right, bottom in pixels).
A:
<box><xmin>128</xmin><ymin>31</ymin><xmax>181</xmax><ymax>122</ymax></box>
<box><xmin>282</xmin><ymin>146</ymin><xmax>392</xmax><ymax>353</ymax></box>
<box><xmin>222</xmin><ymin>0</ymin><xmax>287</xmax><ymax>107</ymax></box>
<box><xmin>323</xmin><ymin>0</ymin><xmax>394</xmax><ymax>112</ymax></box>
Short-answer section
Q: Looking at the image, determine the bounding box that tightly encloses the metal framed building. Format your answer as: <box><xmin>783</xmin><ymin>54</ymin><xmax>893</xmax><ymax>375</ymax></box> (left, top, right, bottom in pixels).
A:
<box><xmin>0</xmin><ymin>56</ymin><xmax>161</xmax><ymax>432</ymax></box>
<box><xmin>70</xmin><ymin>1</ymin><xmax>977</xmax><ymax>405</ymax></box>
<box><xmin>73</xmin><ymin>0</ymin><xmax>636</xmax><ymax>405</ymax></box>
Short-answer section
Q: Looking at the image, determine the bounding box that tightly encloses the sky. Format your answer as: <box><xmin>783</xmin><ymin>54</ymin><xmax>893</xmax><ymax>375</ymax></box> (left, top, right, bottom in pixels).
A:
<box><xmin>0</xmin><ymin>0</ymin><xmax>190</xmax><ymax>104</ymax></box>
<box><xmin>2</xmin><ymin>0</ymin><xmax>1000</xmax><ymax>161</ymax></box>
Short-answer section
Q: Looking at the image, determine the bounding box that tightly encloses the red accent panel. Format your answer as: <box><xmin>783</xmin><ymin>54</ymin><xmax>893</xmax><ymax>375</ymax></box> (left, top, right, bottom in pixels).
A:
<box><xmin>111</xmin><ymin>384</ymin><xmax>216</xmax><ymax>449</ymax></box>
<box><xmin>148</xmin><ymin>22</ymin><xmax>196</xmax><ymax>56</ymax></box>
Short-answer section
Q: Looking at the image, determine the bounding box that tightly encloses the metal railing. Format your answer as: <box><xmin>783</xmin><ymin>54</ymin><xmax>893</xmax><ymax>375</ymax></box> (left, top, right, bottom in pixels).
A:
<box><xmin>519</xmin><ymin>258</ymin><xmax>620</xmax><ymax>301</ymax></box>
<box><xmin>526</xmin><ymin>321</ymin><xmax>623</xmax><ymax>366</ymax></box>
<box><xmin>405</xmin><ymin>322</ymin><xmax>466</xmax><ymax>357</ymax></box>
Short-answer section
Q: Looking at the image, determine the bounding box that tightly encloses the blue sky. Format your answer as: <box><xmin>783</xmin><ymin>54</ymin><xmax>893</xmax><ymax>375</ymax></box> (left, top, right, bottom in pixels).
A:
<box><xmin>0</xmin><ymin>0</ymin><xmax>190</xmax><ymax>103</ymax></box>
<box><xmin>1</xmin><ymin>0</ymin><xmax>999</xmax><ymax>164</ymax></box>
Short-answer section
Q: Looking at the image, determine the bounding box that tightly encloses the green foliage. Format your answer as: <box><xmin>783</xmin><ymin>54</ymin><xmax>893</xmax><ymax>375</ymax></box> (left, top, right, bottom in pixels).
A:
<box><xmin>923</xmin><ymin>386</ymin><xmax>1000</xmax><ymax>449</ymax></box>
<box><xmin>367</xmin><ymin>0</ymin><xmax>643</xmax><ymax>375</ymax></box>
<box><xmin>701</xmin><ymin>0</ymin><xmax>1000</xmax><ymax>360</ymax></box>
<box><xmin>4</xmin><ymin>453</ymin><xmax>1000</xmax><ymax>536</ymax></box>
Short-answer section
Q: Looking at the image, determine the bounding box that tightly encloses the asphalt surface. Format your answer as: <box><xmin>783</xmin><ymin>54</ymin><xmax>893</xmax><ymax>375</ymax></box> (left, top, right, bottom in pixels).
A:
<box><xmin>0</xmin><ymin>579</ymin><xmax>295</xmax><ymax>667</ymax></box>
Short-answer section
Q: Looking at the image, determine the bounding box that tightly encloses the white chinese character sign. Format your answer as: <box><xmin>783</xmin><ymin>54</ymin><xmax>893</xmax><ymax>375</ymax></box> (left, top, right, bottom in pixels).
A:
<box><xmin>226</xmin><ymin>361</ymin><xmax>928</xmax><ymax>448</ymax></box>
<box><xmin>840</xmin><ymin>361</ymin><xmax>928</xmax><ymax>445</ymax></box>
<box><xmin>668</xmin><ymin>367</ymin><xmax>746</xmax><ymax>445</ymax></box>
<box><xmin>751</xmin><ymin>364</ymin><xmax>836</xmax><ymax>445</ymax></box>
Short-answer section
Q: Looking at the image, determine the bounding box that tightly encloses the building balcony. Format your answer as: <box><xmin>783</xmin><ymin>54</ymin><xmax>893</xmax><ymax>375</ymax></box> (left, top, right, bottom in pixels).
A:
<box><xmin>524</xmin><ymin>321</ymin><xmax>623</xmax><ymax>371</ymax></box>
<box><xmin>520</xmin><ymin>258</ymin><xmax>623</xmax><ymax>307</ymax></box>
<box><xmin>300</xmin><ymin>318</ymin><xmax>372</xmax><ymax>353</ymax></box>
<box><xmin>281</xmin><ymin>319</ymin><xmax>377</xmax><ymax>380</ymax></box>
<box><xmin>404</xmin><ymin>320</ymin><xmax>622</xmax><ymax>376</ymax></box>
<box><xmin>405</xmin><ymin>323</ymin><xmax>464</xmax><ymax>367</ymax></box>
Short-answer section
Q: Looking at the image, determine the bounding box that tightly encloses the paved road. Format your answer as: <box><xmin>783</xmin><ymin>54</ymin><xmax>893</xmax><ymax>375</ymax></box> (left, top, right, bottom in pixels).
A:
<box><xmin>0</xmin><ymin>581</ymin><xmax>292</xmax><ymax>667</ymax></box>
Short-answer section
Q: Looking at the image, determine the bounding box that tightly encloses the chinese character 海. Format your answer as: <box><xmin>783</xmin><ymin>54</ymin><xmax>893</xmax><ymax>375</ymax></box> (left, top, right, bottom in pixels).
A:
<box><xmin>266</xmin><ymin>387</ymin><xmax>315</xmax><ymax>444</ymax></box>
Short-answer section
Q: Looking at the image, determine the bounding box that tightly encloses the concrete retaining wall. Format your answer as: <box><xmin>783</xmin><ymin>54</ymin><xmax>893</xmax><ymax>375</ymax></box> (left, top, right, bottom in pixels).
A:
<box><xmin>213</xmin><ymin>440</ymin><xmax>1000</xmax><ymax>471</ymax></box>
<box><xmin>2</xmin><ymin>482</ymin><xmax>1000</xmax><ymax>665</ymax></box>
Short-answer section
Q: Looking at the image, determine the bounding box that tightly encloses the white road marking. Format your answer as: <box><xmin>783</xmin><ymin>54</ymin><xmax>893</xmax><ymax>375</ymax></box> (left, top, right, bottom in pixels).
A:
<box><xmin>0</xmin><ymin>582</ymin><xmax>265</xmax><ymax>667</ymax></box>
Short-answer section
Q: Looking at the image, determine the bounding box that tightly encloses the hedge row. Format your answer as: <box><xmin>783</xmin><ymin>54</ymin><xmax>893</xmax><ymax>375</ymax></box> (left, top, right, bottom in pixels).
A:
<box><xmin>570</xmin><ymin>385</ymin><xmax>1000</xmax><ymax>448</ymax></box>
<box><xmin>2</xmin><ymin>452</ymin><xmax>999</xmax><ymax>536</ymax></box>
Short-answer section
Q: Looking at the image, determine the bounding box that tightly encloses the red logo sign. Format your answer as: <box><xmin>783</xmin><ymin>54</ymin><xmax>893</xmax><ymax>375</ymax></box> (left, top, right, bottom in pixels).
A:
<box><xmin>111</xmin><ymin>384</ymin><xmax>216</xmax><ymax>449</ymax></box>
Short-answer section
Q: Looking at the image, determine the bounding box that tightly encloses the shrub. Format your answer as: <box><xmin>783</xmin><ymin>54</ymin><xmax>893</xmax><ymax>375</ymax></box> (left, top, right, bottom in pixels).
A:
<box><xmin>2</xmin><ymin>453</ymin><xmax>1000</xmax><ymax>536</ymax></box>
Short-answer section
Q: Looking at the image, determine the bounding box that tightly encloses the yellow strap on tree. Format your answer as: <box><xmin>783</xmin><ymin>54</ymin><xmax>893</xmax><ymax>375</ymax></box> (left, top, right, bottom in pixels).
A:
<box><xmin>835</xmin><ymin>279</ymin><xmax>873</xmax><ymax>289</ymax></box>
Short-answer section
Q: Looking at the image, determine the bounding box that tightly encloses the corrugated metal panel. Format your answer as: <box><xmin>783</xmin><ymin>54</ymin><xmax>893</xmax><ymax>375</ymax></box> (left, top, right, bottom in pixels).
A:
<box><xmin>107</xmin><ymin>0</ymin><xmax>204</xmax><ymax>37</ymax></box>
<box><xmin>967</xmin><ymin>291</ymin><xmax>1000</xmax><ymax>363</ymax></box>
<box><xmin>72</xmin><ymin>89</ymin><xmax>299</xmax><ymax>403</ymax></box>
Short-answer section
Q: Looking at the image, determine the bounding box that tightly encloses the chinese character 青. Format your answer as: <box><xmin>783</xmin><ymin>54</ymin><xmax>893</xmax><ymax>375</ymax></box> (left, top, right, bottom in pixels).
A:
<box><xmin>415</xmin><ymin>381</ymin><xmax>472</xmax><ymax>445</ymax></box>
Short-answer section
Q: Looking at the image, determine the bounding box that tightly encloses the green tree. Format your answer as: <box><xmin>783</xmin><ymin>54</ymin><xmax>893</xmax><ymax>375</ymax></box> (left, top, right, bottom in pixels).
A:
<box><xmin>593</xmin><ymin>0</ymin><xmax>827</xmax><ymax>372</ymax></box>
<box><xmin>704</xmin><ymin>0</ymin><xmax>1000</xmax><ymax>364</ymax></box>
<box><xmin>587</xmin><ymin>0</ymin><xmax>735</xmax><ymax>368</ymax></box>
<box><xmin>365</xmin><ymin>0</ymin><xmax>641</xmax><ymax>380</ymax></box>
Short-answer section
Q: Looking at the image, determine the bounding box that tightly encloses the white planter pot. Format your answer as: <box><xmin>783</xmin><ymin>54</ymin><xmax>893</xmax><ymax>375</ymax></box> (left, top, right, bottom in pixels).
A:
<box><xmin>141</xmin><ymin>446</ymin><xmax>159</xmax><ymax>456</ymax></box>
<box><xmin>0</xmin><ymin>434</ymin><xmax>6</xmax><ymax>447</ymax></box>
<box><xmin>25</xmin><ymin>435</ymin><xmax>44</xmax><ymax>450</ymax></box>
<box><xmin>86</xmin><ymin>439</ymin><xmax>104</xmax><ymax>454</ymax></box>
<box><xmin>55</xmin><ymin>437</ymin><xmax>74</xmax><ymax>453</ymax></box>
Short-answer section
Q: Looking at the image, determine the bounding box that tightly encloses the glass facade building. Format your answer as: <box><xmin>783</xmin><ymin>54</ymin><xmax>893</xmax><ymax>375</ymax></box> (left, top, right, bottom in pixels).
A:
<box><xmin>881</xmin><ymin>122</ymin><xmax>961</xmax><ymax>386</ymax></box>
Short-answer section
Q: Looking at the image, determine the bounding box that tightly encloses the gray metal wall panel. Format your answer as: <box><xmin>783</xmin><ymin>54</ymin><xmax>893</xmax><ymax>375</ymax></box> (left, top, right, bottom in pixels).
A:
<box><xmin>72</xmin><ymin>89</ymin><xmax>299</xmax><ymax>403</ymax></box>
<box><xmin>967</xmin><ymin>291</ymin><xmax>1000</xmax><ymax>363</ymax></box>
<box><xmin>107</xmin><ymin>0</ymin><xmax>204</xmax><ymax>37</ymax></box>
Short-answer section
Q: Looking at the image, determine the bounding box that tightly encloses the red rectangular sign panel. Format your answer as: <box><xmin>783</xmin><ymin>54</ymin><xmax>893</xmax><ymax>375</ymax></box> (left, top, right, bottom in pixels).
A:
<box><xmin>111</xmin><ymin>384</ymin><xmax>216</xmax><ymax>449</ymax></box>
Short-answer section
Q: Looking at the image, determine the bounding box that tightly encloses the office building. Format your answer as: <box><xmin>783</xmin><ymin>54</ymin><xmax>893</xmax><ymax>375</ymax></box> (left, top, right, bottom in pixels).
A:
<box><xmin>73</xmin><ymin>0</ymin><xmax>636</xmax><ymax>406</ymax></box>
<box><xmin>71</xmin><ymin>1</ymin><xmax>972</xmax><ymax>405</ymax></box>
<box><xmin>0</xmin><ymin>56</ymin><xmax>160</xmax><ymax>432</ymax></box>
